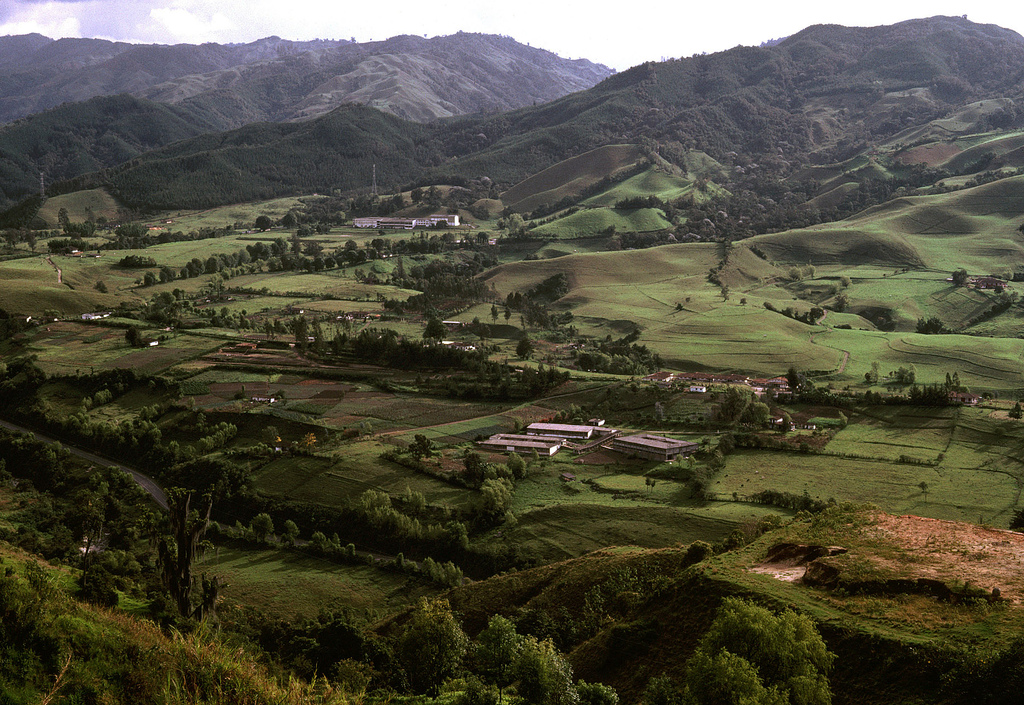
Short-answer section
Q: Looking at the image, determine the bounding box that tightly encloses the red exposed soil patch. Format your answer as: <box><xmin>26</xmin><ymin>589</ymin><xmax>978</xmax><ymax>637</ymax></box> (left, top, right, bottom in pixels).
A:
<box><xmin>864</xmin><ymin>513</ymin><xmax>1024</xmax><ymax>601</ymax></box>
<box><xmin>752</xmin><ymin>513</ymin><xmax>1024</xmax><ymax>602</ymax></box>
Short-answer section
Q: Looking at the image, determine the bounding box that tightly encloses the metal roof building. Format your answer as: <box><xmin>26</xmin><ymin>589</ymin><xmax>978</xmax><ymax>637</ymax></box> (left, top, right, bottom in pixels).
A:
<box><xmin>611</xmin><ymin>434</ymin><xmax>699</xmax><ymax>461</ymax></box>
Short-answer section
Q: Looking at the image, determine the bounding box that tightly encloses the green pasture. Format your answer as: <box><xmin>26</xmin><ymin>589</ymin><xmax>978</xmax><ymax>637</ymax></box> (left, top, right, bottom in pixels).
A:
<box><xmin>716</xmin><ymin>404</ymin><xmax>1024</xmax><ymax>526</ymax></box>
<box><xmin>120</xmin><ymin>234</ymin><xmax>278</xmax><ymax>269</ymax></box>
<box><xmin>194</xmin><ymin>544</ymin><xmax>438</xmax><ymax>618</ymax></box>
<box><xmin>751</xmin><ymin>176</ymin><xmax>1024</xmax><ymax>273</ymax></box>
<box><xmin>583</xmin><ymin>168</ymin><xmax>694</xmax><ymax>207</ymax></box>
<box><xmin>492</xmin><ymin>500</ymin><xmax>775</xmax><ymax>564</ymax></box>
<box><xmin>0</xmin><ymin>256</ymin><xmax>117</xmax><ymax>315</ymax></box>
<box><xmin>797</xmin><ymin>325</ymin><xmax>1024</xmax><ymax>390</ymax></box>
<box><xmin>500</xmin><ymin>144</ymin><xmax>643</xmax><ymax>212</ymax></box>
<box><xmin>228</xmin><ymin>270</ymin><xmax>411</xmax><ymax>301</ymax></box>
<box><xmin>37</xmin><ymin>189</ymin><xmax>121</xmax><ymax>226</ymax></box>
<box><xmin>530</xmin><ymin>207</ymin><xmax>671</xmax><ymax>238</ymax></box>
<box><xmin>531</xmin><ymin>237</ymin><xmax>611</xmax><ymax>259</ymax></box>
<box><xmin>826</xmin><ymin>407</ymin><xmax>955</xmax><ymax>461</ymax></box>
<box><xmin>715</xmin><ymin>448</ymin><xmax>1013</xmax><ymax>525</ymax></box>
<box><xmin>144</xmin><ymin>196</ymin><xmax>308</xmax><ymax>232</ymax></box>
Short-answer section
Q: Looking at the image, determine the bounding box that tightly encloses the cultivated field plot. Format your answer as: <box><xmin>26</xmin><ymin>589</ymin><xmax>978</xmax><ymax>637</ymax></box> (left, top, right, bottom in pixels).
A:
<box><xmin>251</xmin><ymin>441</ymin><xmax>473</xmax><ymax>510</ymax></box>
<box><xmin>21</xmin><ymin>322</ymin><xmax>219</xmax><ymax>375</ymax></box>
<box><xmin>194</xmin><ymin>545</ymin><xmax>438</xmax><ymax>618</ymax></box>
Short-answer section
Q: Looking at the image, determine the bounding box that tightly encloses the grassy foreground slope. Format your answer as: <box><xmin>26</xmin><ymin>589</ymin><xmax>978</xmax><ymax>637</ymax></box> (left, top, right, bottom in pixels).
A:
<box><xmin>0</xmin><ymin>545</ymin><xmax>354</xmax><ymax>704</ymax></box>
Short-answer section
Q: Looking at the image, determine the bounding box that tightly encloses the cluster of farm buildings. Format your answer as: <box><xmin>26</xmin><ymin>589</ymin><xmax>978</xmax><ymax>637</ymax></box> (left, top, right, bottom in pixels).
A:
<box><xmin>478</xmin><ymin>422</ymin><xmax>699</xmax><ymax>462</ymax></box>
<box><xmin>643</xmin><ymin>370</ymin><xmax>792</xmax><ymax>396</ymax></box>
<box><xmin>352</xmin><ymin>214</ymin><xmax>460</xmax><ymax>230</ymax></box>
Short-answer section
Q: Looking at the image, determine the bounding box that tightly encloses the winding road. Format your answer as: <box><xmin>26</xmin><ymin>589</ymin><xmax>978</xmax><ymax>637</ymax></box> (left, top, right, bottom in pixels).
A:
<box><xmin>0</xmin><ymin>418</ymin><xmax>167</xmax><ymax>509</ymax></box>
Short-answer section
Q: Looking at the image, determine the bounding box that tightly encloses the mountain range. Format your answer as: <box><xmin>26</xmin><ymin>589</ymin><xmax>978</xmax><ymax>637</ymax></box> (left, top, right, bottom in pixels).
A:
<box><xmin>0</xmin><ymin>32</ymin><xmax>612</xmax><ymax>211</ymax></box>
<box><xmin>0</xmin><ymin>32</ymin><xmax>611</xmax><ymax>125</ymax></box>
<box><xmin>4</xmin><ymin>15</ymin><xmax>1024</xmax><ymax>215</ymax></box>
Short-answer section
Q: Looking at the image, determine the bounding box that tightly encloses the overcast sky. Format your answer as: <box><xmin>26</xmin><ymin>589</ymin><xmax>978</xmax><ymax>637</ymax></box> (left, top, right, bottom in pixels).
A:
<box><xmin>2</xmin><ymin>0</ymin><xmax>1023</xmax><ymax>72</ymax></box>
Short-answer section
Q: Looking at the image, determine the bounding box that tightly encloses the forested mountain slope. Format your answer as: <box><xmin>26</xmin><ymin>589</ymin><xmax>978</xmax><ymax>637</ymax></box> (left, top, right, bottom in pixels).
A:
<box><xmin>52</xmin><ymin>15</ymin><xmax>1024</xmax><ymax>211</ymax></box>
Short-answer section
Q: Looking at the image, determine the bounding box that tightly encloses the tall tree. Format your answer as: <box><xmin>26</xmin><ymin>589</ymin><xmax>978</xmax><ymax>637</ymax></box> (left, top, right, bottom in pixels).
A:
<box><xmin>158</xmin><ymin>489</ymin><xmax>215</xmax><ymax>620</ymax></box>
<box><xmin>476</xmin><ymin>615</ymin><xmax>524</xmax><ymax>703</ymax></box>
<box><xmin>685</xmin><ymin>597</ymin><xmax>833</xmax><ymax>705</ymax></box>
<box><xmin>397</xmin><ymin>598</ymin><xmax>469</xmax><ymax>695</ymax></box>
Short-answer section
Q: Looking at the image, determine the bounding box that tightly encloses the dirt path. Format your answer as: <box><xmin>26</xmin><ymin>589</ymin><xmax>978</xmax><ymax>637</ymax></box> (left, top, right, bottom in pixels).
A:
<box><xmin>45</xmin><ymin>256</ymin><xmax>62</xmax><ymax>284</ymax></box>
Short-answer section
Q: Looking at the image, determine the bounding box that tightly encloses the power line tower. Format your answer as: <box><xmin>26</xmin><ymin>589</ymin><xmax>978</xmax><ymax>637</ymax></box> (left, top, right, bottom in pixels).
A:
<box><xmin>372</xmin><ymin>163</ymin><xmax>377</xmax><ymax>196</ymax></box>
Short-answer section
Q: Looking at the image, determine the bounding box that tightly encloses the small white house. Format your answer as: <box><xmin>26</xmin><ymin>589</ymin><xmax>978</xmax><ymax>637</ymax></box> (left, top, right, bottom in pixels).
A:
<box><xmin>689</xmin><ymin>385</ymin><xmax>707</xmax><ymax>393</ymax></box>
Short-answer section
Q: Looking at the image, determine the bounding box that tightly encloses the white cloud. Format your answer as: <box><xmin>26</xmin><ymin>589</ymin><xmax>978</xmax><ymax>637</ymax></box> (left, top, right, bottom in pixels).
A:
<box><xmin>150</xmin><ymin>6</ymin><xmax>236</xmax><ymax>43</ymax></box>
<box><xmin>0</xmin><ymin>1</ymin><xmax>82</xmax><ymax>39</ymax></box>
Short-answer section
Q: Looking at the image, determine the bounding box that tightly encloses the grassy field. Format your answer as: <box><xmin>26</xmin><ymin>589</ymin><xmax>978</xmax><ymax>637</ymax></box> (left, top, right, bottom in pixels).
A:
<box><xmin>583</xmin><ymin>168</ymin><xmax>694</xmax><ymax>207</ymax></box>
<box><xmin>500</xmin><ymin>144</ymin><xmax>643</xmax><ymax>212</ymax></box>
<box><xmin>37</xmin><ymin>189</ymin><xmax>122</xmax><ymax>226</ymax></box>
<box><xmin>530</xmin><ymin>207</ymin><xmax>671</xmax><ymax>238</ymax></box>
<box><xmin>194</xmin><ymin>544</ymin><xmax>439</xmax><ymax>618</ymax></box>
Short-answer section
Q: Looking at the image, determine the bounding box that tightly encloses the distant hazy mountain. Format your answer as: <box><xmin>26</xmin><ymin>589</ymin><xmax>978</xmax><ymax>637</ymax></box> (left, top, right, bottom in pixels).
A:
<box><xmin>0</xmin><ymin>32</ymin><xmax>613</xmax><ymax>126</ymax></box>
<box><xmin>0</xmin><ymin>32</ymin><xmax>612</xmax><ymax>210</ymax></box>
<box><xmin>65</xmin><ymin>15</ymin><xmax>1023</xmax><ymax>213</ymax></box>
<box><xmin>10</xmin><ymin>15</ymin><xmax>1024</xmax><ymax>217</ymax></box>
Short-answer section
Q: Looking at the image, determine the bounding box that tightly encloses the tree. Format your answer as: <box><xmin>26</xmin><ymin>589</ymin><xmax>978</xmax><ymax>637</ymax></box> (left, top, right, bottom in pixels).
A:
<box><xmin>124</xmin><ymin>326</ymin><xmax>143</xmax><ymax>348</ymax></box>
<box><xmin>158</xmin><ymin>489</ymin><xmax>215</xmax><ymax>619</ymax></box>
<box><xmin>1011</xmin><ymin>402</ymin><xmax>1023</xmax><ymax>420</ymax></box>
<box><xmin>281</xmin><ymin>519</ymin><xmax>300</xmax><ymax>546</ymax></box>
<box><xmin>479</xmin><ymin>478</ymin><xmax>514</xmax><ymax>517</ymax></box>
<box><xmin>684</xmin><ymin>597</ymin><xmax>833</xmax><ymax>705</ymax></box>
<box><xmin>476</xmin><ymin>615</ymin><xmax>524</xmax><ymax>703</ymax></box>
<box><xmin>779</xmin><ymin>413</ymin><xmax>793</xmax><ymax>434</ymax></box>
<box><xmin>254</xmin><ymin>215</ymin><xmax>273</xmax><ymax>231</ymax></box>
<box><xmin>577</xmin><ymin>681</ymin><xmax>618</xmax><ymax>705</ymax></box>
<box><xmin>463</xmin><ymin>451</ymin><xmax>486</xmax><ymax>488</ymax></box>
<box><xmin>516</xmin><ymin>636</ymin><xmax>579</xmax><ymax>705</ymax></box>
<box><xmin>397</xmin><ymin>598</ymin><xmax>469</xmax><ymax>695</ymax></box>
<box><xmin>952</xmin><ymin>268</ymin><xmax>970</xmax><ymax>287</ymax></box>
<box><xmin>251</xmin><ymin>512</ymin><xmax>274</xmax><ymax>543</ymax></box>
<box><xmin>516</xmin><ymin>338</ymin><xmax>535</xmax><ymax>360</ymax></box>
<box><xmin>785</xmin><ymin>366</ymin><xmax>801</xmax><ymax>393</ymax></box>
<box><xmin>409</xmin><ymin>434</ymin><xmax>434</xmax><ymax>460</ymax></box>
<box><xmin>919</xmin><ymin>481</ymin><xmax>929</xmax><ymax>501</ymax></box>
<box><xmin>424</xmin><ymin>317</ymin><xmax>447</xmax><ymax>340</ymax></box>
<box><xmin>916</xmin><ymin>316</ymin><xmax>947</xmax><ymax>334</ymax></box>
<box><xmin>507</xmin><ymin>452</ymin><xmax>527</xmax><ymax>480</ymax></box>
